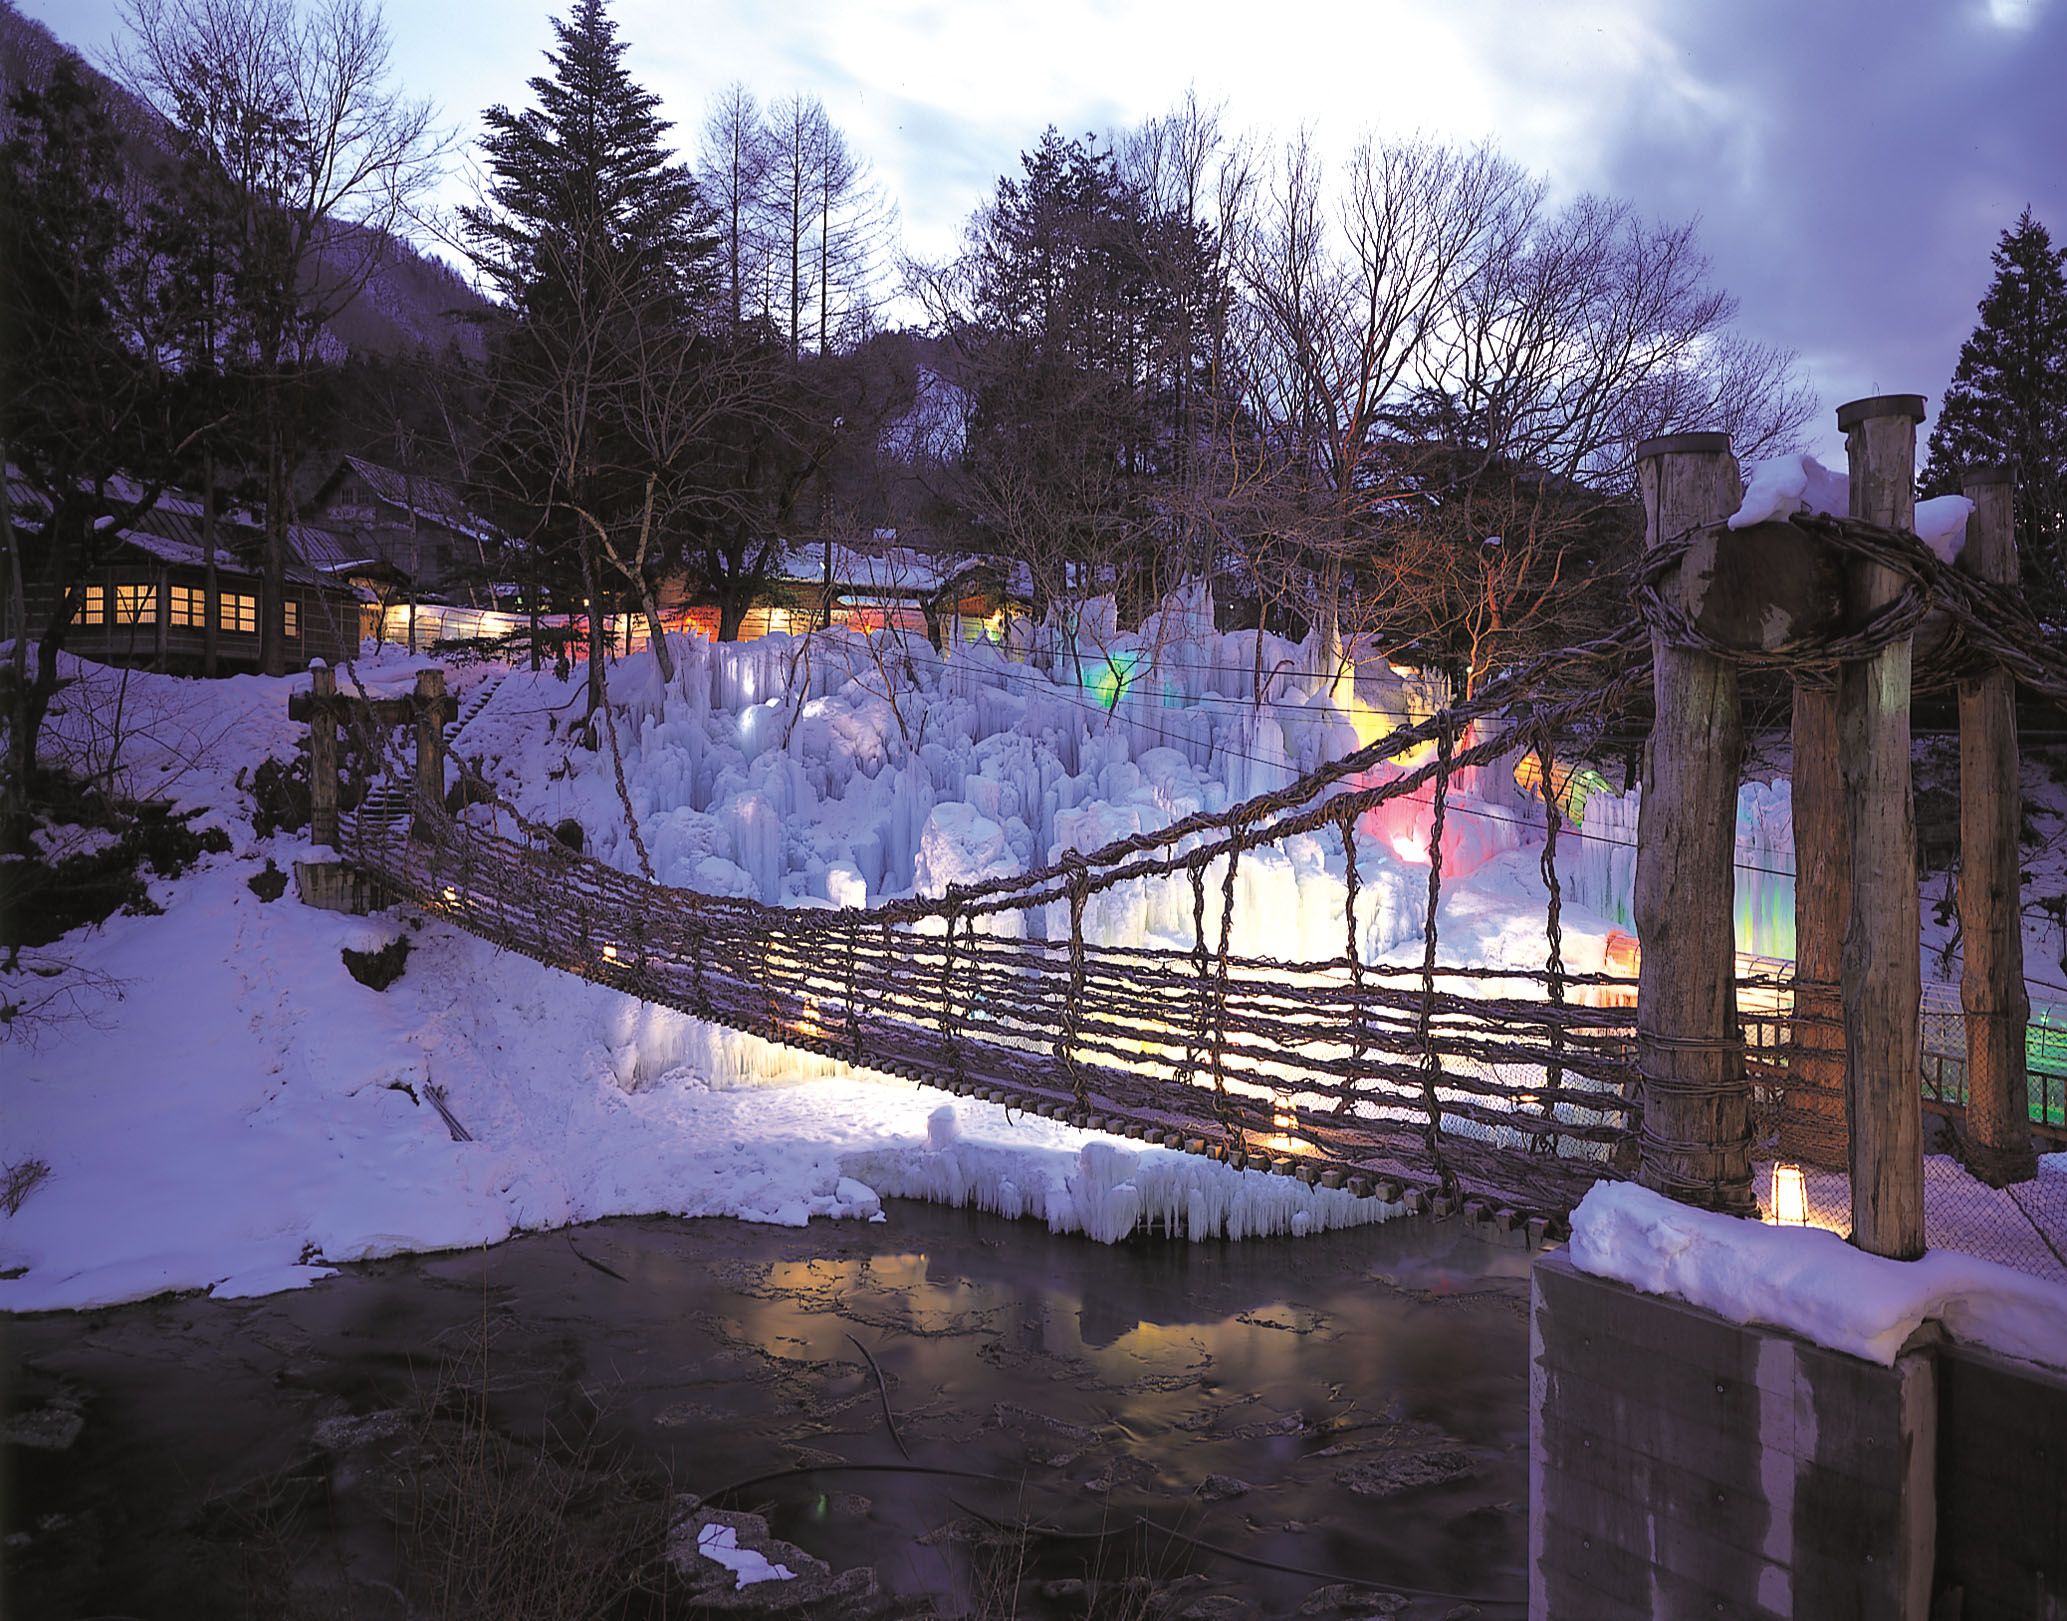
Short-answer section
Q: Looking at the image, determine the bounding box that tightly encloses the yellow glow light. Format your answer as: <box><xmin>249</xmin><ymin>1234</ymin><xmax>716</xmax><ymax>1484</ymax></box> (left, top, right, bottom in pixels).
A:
<box><xmin>602</xmin><ymin>944</ymin><xmax>619</xmax><ymax>962</ymax></box>
<box><xmin>442</xmin><ymin>886</ymin><xmax>459</xmax><ymax>904</ymax></box>
<box><xmin>1771</xmin><ymin>1163</ymin><xmax>1808</xmax><ymax>1226</ymax></box>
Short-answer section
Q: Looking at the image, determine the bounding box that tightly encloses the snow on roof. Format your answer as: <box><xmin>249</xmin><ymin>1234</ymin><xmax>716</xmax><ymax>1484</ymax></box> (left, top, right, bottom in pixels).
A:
<box><xmin>331</xmin><ymin>454</ymin><xmax>504</xmax><ymax>547</ymax></box>
<box><xmin>774</xmin><ymin>541</ymin><xmax>1032</xmax><ymax>599</ymax></box>
<box><xmin>115</xmin><ymin>528</ymin><xmax>251</xmax><ymax>574</ymax></box>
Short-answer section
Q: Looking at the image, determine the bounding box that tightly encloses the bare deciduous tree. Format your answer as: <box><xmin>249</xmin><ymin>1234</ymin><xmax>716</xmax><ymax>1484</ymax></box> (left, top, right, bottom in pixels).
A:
<box><xmin>697</xmin><ymin>82</ymin><xmax>773</xmax><ymax>331</ymax></box>
<box><xmin>117</xmin><ymin>0</ymin><xmax>446</xmax><ymax>675</ymax></box>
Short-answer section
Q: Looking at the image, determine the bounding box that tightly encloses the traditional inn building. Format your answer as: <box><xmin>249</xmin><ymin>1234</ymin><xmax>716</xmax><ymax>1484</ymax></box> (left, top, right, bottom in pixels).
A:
<box><xmin>9</xmin><ymin>474</ymin><xmax>364</xmax><ymax>673</ymax></box>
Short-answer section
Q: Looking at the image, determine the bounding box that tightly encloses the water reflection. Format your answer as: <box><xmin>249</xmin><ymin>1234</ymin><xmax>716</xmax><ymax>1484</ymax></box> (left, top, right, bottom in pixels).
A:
<box><xmin>7</xmin><ymin>1202</ymin><xmax>1531</xmax><ymax>1618</ymax></box>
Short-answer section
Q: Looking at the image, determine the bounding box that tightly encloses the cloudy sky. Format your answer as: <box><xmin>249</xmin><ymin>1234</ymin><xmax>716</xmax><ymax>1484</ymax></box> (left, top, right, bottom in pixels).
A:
<box><xmin>25</xmin><ymin>0</ymin><xmax>2065</xmax><ymax>457</ymax></box>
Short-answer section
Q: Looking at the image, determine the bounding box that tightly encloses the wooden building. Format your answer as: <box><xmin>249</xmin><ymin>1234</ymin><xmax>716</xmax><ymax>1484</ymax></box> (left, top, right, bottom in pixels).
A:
<box><xmin>307</xmin><ymin>455</ymin><xmax>505</xmax><ymax>602</ymax></box>
<box><xmin>11</xmin><ymin>477</ymin><xmax>364</xmax><ymax>673</ymax></box>
<box><xmin>664</xmin><ymin>539</ymin><xmax>1033</xmax><ymax>649</ymax></box>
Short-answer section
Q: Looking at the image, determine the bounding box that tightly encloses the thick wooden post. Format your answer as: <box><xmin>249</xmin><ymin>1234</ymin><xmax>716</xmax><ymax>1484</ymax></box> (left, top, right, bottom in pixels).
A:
<box><xmin>1634</xmin><ymin>433</ymin><xmax>1754</xmax><ymax>1215</ymax></box>
<box><xmin>1789</xmin><ymin>676</ymin><xmax>1849</xmax><ymax>1166</ymax></box>
<box><xmin>1837</xmin><ymin>394</ymin><xmax>1926</xmax><ymax>1259</ymax></box>
<box><xmin>308</xmin><ymin>661</ymin><xmax>339</xmax><ymax>849</ymax></box>
<box><xmin>1957</xmin><ymin>467</ymin><xmax>2036</xmax><ymax>1186</ymax></box>
<box><xmin>413</xmin><ymin>667</ymin><xmax>446</xmax><ymax>838</ymax></box>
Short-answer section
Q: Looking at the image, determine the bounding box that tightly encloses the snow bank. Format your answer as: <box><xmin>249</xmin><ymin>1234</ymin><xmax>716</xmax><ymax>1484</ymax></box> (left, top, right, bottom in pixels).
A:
<box><xmin>0</xmin><ymin>852</ymin><xmax>1396</xmax><ymax>1313</ymax></box>
<box><xmin>2</xmin><ymin>614</ymin><xmax>1598</xmax><ymax>1313</ymax></box>
<box><xmin>1568</xmin><ymin>1179</ymin><xmax>2067</xmax><ymax>1369</ymax></box>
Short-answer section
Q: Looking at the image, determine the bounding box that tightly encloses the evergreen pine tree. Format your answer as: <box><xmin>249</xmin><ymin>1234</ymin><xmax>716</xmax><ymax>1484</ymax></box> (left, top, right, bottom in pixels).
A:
<box><xmin>1922</xmin><ymin>209</ymin><xmax>2067</xmax><ymax>619</ymax></box>
<box><xmin>460</xmin><ymin>0</ymin><xmax>721</xmax><ymax>697</ymax></box>
<box><xmin>462</xmin><ymin>0</ymin><xmax>715</xmax><ymax>319</ymax></box>
<box><xmin>2</xmin><ymin>57</ymin><xmax>164</xmax><ymax>824</ymax></box>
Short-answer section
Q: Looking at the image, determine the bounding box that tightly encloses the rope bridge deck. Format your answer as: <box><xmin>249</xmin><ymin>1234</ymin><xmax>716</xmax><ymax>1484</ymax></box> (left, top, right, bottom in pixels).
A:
<box><xmin>351</xmin><ymin>812</ymin><xmax>1647</xmax><ymax>1224</ymax></box>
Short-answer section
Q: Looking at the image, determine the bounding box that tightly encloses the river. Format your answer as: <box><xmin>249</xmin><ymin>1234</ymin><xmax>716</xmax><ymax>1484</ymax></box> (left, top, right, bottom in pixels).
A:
<box><xmin>5</xmin><ymin>1202</ymin><xmax>1531</xmax><ymax>1618</ymax></box>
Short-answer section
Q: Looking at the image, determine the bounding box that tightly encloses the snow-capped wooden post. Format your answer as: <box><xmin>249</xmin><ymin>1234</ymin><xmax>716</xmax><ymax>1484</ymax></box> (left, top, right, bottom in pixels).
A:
<box><xmin>1836</xmin><ymin>394</ymin><xmax>1926</xmax><ymax>1259</ymax></box>
<box><xmin>1634</xmin><ymin>433</ymin><xmax>1754</xmax><ymax>1215</ymax></box>
<box><xmin>1956</xmin><ymin>466</ymin><xmax>2037</xmax><ymax>1187</ymax></box>
<box><xmin>308</xmin><ymin>661</ymin><xmax>339</xmax><ymax>850</ymax></box>
<box><xmin>412</xmin><ymin>667</ymin><xmax>447</xmax><ymax>838</ymax></box>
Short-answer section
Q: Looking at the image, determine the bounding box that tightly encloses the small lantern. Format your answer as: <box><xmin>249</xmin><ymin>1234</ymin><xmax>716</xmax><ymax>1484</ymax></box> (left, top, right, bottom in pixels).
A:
<box><xmin>1771</xmin><ymin>1163</ymin><xmax>1808</xmax><ymax>1226</ymax></box>
<box><xmin>442</xmin><ymin>886</ymin><xmax>459</xmax><ymax>905</ymax></box>
<box><xmin>602</xmin><ymin>944</ymin><xmax>619</xmax><ymax>962</ymax></box>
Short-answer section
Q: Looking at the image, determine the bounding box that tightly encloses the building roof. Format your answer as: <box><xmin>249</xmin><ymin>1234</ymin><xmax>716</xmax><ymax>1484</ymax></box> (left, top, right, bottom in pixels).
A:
<box><xmin>773</xmin><ymin>541</ymin><xmax>1033</xmax><ymax>601</ymax></box>
<box><xmin>319</xmin><ymin>454</ymin><xmax>503</xmax><ymax>547</ymax></box>
<box><xmin>6</xmin><ymin>467</ymin><xmax>362</xmax><ymax>593</ymax></box>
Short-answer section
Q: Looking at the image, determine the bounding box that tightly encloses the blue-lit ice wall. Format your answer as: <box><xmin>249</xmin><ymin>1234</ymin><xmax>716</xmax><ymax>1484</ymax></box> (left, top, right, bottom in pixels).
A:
<box><xmin>1562</xmin><ymin>781</ymin><xmax>1797</xmax><ymax>958</ymax></box>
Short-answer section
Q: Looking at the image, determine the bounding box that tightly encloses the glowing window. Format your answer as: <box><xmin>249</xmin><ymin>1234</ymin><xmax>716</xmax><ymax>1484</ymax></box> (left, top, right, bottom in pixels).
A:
<box><xmin>79</xmin><ymin>585</ymin><xmax>105</xmax><ymax>625</ymax></box>
<box><xmin>113</xmin><ymin>584</ymin><xmax>158</xmax><ymax>625</ymax></box>
<box><xmin>170</xmin><ymin>584</ymin><xmax>205</xmax><ymax>627</ymax></box>
<box><xmin>221</xmin><ymin>592</ymin><xmax>257</xmax><ymax>634</ymax></box>
<box><xmin>283</xmin><ymin>599</ymin><xmax>299</xmax><ymax>637</ymax></box>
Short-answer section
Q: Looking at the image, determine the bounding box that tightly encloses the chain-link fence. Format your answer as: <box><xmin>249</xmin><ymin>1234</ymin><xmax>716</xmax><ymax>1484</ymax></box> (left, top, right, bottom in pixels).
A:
<box><xmin>1743</xmin><ymin>991</ymin><xmax>2067</xmax><ymax>1283</ymax></box>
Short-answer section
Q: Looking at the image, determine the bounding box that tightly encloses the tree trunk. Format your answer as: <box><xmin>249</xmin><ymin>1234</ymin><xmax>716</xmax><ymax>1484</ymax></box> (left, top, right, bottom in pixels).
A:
<box><xmin>1836</xmin><ymin>393</ymin><xmax>1926</xmax><ymax>1260</ymax></box>
<box><xmin>639</xmin><ymin>582</ymin><xmax>674</xmax><ymax>684</ymax></box>
<box><xmin>718</xmin><ymin>583</ymin><xmax>749</xmax><ymax>642</ymax></box>
<box><xmin>584</xmin><ymin>541</ymin><xmax>606</xmax><ymax>716</ymax></box>
<box><xmin>260</xmin><ymin>409</ymin><xmax>287</xmax><ymax>676</ymax></box>
<box><xmin>202</xmin><ymin>450</ymin><xmax>220</xmax><ymax>677</ymax></box>
<box><xmin>2</xmin><ymin>435</ymin><xmax>29</xmax><ymax>851</ymax></box>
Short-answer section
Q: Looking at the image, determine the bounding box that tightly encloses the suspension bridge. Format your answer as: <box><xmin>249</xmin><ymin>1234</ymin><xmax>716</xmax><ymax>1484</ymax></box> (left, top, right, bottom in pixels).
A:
<box><xmin>315</xmin><ymin>444</ymin><xmax>2067</xmax><ymax>1248</ymax></box>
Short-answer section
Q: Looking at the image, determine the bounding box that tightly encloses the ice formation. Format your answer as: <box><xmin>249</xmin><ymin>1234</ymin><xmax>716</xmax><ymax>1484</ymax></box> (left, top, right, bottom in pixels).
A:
<box><xmin>450</xmin><ymin>598</ymin><xmax>1578</xmax><ymax>973</ymax></box>
<box><xmin>1559</xmin><ymin>779</ymin><xmax>1797</xmax><ymax>957</ymax></box>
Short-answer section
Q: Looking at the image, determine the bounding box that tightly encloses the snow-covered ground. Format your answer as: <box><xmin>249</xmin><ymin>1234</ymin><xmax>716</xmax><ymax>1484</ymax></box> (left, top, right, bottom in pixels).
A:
<box><xmin>14</xmin><ymin>614</ymin><xmax>1556</xmax><ymax>1314</ymax></box>
<box><xmin>10</xmin><ymin>533</ymin><xmax>2067</xmax><ymax>1347</ymax></box>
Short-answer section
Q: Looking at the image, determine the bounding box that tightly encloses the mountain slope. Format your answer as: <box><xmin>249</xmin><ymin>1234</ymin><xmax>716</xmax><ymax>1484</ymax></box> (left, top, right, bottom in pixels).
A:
<box><xmin>0</xmin><ymin>0</ymin><xmax>487</xmax><ymax>360</ymax></box>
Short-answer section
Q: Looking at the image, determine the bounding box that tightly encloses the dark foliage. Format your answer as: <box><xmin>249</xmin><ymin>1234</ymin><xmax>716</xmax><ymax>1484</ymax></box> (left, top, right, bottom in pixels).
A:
<box><xmin>1922</xmin><ymin>209</ymin><xmax>2067</xmax><ymax>621</ymax></box>
<box><xmin>247</xmin><ymin>754</ymin><xmax>311</xmax><ymax>841</ymax></box>
<box><xmin>1</xmin><ymin>799</ymin><xmax>231</xmax><ymax>950</ymax></box>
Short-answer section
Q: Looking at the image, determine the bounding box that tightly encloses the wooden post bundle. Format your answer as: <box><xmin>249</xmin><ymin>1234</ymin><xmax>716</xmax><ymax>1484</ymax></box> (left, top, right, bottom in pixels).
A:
<box><xmin>1956</xmin><ymin>466</ymin><xmax>2037</xmax><ymax>1187</ymax></box>
<box><xmin>413</xmin><ymin>667</ymin><xmax>447</xmax><ymax>839</ymax></box>
<box><xmin>308</xmin><ymin>661</ymin><xmax>339</xmax><ymax>850</ymax></box>
<box><xmin>1836</xmin><ymin>394</ymin><xmax>1926</xmax><ymax>1259</ymax></box>
<box><xmin>1633</xmin><ymin>433</ymin><xmax>1753</xmax><ymax>1215</ymax></box>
